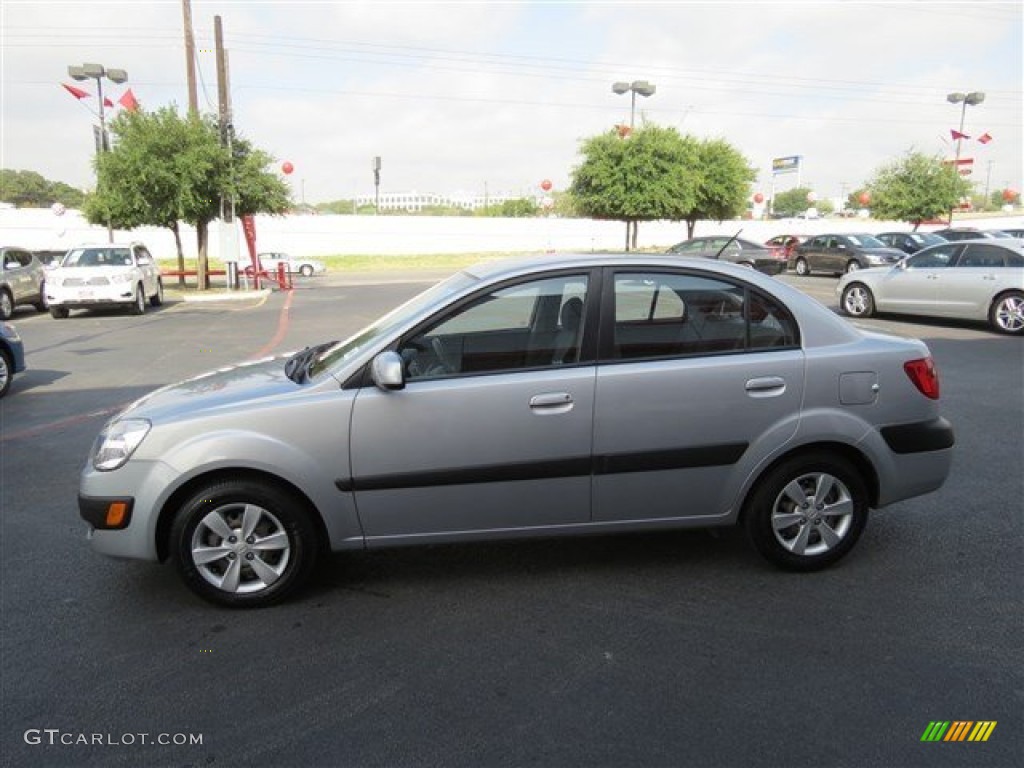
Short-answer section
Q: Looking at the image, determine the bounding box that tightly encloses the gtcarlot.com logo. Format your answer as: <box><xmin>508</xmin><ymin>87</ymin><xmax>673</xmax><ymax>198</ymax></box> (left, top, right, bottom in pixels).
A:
<box><xmin>24</xmin><ymin>729</ymin><xmax>203</xmax><ymax>747</ymax></box>
<box><xmin>921</xmin><ymin>721</ymin><xmax>997</xmax><ymax>742</ymax></box>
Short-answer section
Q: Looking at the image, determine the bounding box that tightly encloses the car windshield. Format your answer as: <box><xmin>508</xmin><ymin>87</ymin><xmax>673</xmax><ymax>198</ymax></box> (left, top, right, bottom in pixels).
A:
<box><xmin>912</xmin><ymin>233</ymin><xmax>947</xmax><ymax>245</ymax></box>
<box><xmin>306</xmin><ymin>270</ymin><xmax>478</xmax><ymax>381</ymax></box>
<box><xmin>63</xmin><ymin>247</ymin><xmax>132</xmax><ymax>267</ymax></box>
<box><xmin>847</xmin><ymin>235</ymin><xmax>886</xmax><ymax>248</ymax></box>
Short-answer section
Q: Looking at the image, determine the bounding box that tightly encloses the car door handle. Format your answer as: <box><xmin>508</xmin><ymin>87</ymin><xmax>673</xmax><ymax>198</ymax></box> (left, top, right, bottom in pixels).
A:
<box><xmin>529</xmin><ymin>393</ymin><xmax>574</xmax><ymax>413</ymax></box>
<box><xmin>745</xmin><ymin>377</ymin><xmax>787</xmax><ymax>397</ymax></box>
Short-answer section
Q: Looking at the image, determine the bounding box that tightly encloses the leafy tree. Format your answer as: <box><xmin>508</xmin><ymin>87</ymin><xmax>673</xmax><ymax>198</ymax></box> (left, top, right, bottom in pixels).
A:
<box><xmin>817</xmin><ymin>199</ymin><xmax>835</xmax><ymax>216</ymax></box>
<box><xmin>0</xmin><ymin>169</ymin><xmax>85</xmax><ymax>208</ymax></box>
<box><xmin>570</xmin><ymin>124</ymin><xmax>699</xmax><ymax>250</ymax></box>
<box><xmin>771</xmin><ymin>187</ymin><xmax>815</xmax><ymax>218</ymax></box>
<box><xmin>865</xmin><ymin>150</ymin><xmax>972</xmax><ymax>230</ymax></box>
<box><xmin>86</xmin><ymin>106</ymin><xmax>290</xmax><ymax>289</ymax></box>
<box><xmin>683</xmin><ymin>138</ymin><xmax>756</xmax><ymax>238</ymax></box>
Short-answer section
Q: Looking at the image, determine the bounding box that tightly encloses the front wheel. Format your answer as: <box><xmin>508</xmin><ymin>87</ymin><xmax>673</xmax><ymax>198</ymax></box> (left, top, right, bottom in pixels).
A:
<box><xmin>794</xmin><ymin>258</ymin><xmax>809</xmax><ymax>276</ymax></box>
<box><xmin>0</xmin><ymin>347</ymin><xmax>12</xmax><ymax>398</ymax></box>
<box><xmin>299</xmin><ymin>264</ymin><xmax>314</xmax><ymax>277</ymax></box>
<box><xmin>150</xmin><ymin>278</ymin><xmax>164</xmax><ymax>307</ymax></box>
<box><xmin>50</xmin><ymin>306</ymin><xmax>70</xmax><ymax>319</ymax></box>
<box><xmin>840</xmin><ymin>283</ymin><xmax>875</xmax><ymax>318</ymax></box>
<box><xmin>989</xmin><ymin>291</ymin><xmax>1024</xmax><ymax>335</ymax></box>
<box><xmin>130</xmin><ymin>284</ymin><xmax>146</xmax><ymax>316</ymax></box>
<box><xmin>845</xmin><ymin>260</ymin><xmax>861</xmax><ymax>274</ymax></box>
<box><xmin>744</xmin><ymin>453</ymin><xmax>869</xmax><ymax>571</ymax></box>
<box><xmin>169</xmin><ymin>479</ymin><xmax>320</xmax><ymax>607</ymax></box>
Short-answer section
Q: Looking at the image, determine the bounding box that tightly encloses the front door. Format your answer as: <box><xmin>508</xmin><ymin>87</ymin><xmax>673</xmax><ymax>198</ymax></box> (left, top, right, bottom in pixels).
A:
<box><xmin>350</xmin><ymin>272</ymin><xmax>597</xmax><ymax>541</ymax></box>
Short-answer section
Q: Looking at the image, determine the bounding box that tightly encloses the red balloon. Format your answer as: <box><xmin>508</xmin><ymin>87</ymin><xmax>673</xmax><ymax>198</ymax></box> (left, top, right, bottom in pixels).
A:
<box><xmin>858</xmin><ymin>192</ymin><xmax>871</xmax><ymax>206</ymax></box>
<box><xmin>282</xmin><ymin>161</ymin><xmax>294</xmax><ymax>175</ymax></box>
<box><xmin>540</xmin><ymin>179</ymin><xmax>552</xmax><ymax>191</ymax></box>
<box><xmin>1002</xmin><ymin>188</ymin><xmax>1018</xmax><ymax>202</ymax></box>
<box><xmin>753</xmin><ymin>193</ymin><xmax>764</xmax><ymax>204</ymax></box>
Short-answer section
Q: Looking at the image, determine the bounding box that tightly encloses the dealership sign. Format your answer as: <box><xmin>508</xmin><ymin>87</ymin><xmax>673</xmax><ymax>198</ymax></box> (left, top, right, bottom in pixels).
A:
<box><xmin>772</xmin><ymin>156</ymin><xmax>801</xmax><ymax>175</ymax></box>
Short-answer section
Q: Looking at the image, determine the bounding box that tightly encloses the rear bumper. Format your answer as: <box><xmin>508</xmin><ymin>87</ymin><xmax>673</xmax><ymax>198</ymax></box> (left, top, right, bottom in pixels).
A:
<box><xmin>881</xmin><ymin>417</ymin><xmax>955</xmax><ymax>454</ymax></box>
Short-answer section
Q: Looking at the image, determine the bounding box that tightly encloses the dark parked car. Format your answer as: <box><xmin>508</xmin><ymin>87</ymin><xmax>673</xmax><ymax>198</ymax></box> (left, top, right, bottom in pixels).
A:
<box><xmin>875</xmin><ymin>231</ymin><xmax>948</xmax><ymax>255</ymax></box>
<box><xmin>667</xmin><ymin>236</ymin><xmax>787</xmax><ymax>275</ymax></box>
<box><xmin>1000</xmin><ymin>228</ymin><xmax>1024</xmax><ymax>239</ymax></box>
<box><xmin>790</xmin><ymin>234</ymin><xmax>904</xmax><ymax>276</ymax></box>
<box><xmin>0</xmin><ymin>321</ymin><xmax>26</xmax><ymax>398</ymax></box>
<box><xmin>931</xmin><ymin>228</ymin><xmax>1014</xmax><ymax>241</ymax></box>
<box><xmin>0</xmin><ymin>246</ymin><xmax>47</xmax><ymax>320</ymax></box>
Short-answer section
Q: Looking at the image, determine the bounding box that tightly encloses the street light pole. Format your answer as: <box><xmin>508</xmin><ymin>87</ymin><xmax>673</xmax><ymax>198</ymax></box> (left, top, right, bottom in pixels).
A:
<box><xmin>611</xmin><ymin>80</ymin><xmax>656</xmax><ymax>250</ymax></box>
<box><xmin>946</xmin><ymin>90</ymin><xmax>984</xmax><ymax>225</ymax></box>
<box><xmin>69</xmin><ymin>62</ymin><xmax>128</xmax><ymax>243</ymax></box>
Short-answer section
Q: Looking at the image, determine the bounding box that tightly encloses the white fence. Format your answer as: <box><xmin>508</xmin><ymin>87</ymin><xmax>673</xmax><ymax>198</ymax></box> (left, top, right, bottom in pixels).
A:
<box><xmin>1</xmin><ymin>206</ymin><xmax>1020</xmax><ymax>261</ymax></box>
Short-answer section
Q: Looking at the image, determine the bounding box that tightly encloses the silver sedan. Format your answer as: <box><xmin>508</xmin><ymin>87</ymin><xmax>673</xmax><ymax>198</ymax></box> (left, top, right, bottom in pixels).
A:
<box><xmin>838</xmin><ymin>239</ymin><xmax>1024</xmax><ymax>334</ymax></box>
<box><xmin>79</xmin><ymin>254</ymin><xmax>955</xmax><ymax>607</ymax></box>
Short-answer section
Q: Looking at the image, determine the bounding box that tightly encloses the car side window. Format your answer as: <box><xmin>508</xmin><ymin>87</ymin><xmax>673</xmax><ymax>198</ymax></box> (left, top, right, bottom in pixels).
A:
<box><xmin>808</xmin><ymin>236</ymin><xmax>826</xmax><ymax>248</ymax></box>
<box><xmin>906</xmin><ymin>245</ymin><xmax>957</xmax><ymax>269</ymax></box>
<box><xmin>612</xmin><ymin>272</ymin><xmax>798</xmax><ymax>359</ymax></box>
<box><xmin>957</xmin><ymin>244</ymin><xmax>1007</xmax><ymax>268</ymax></box>
<box><xmin>135</xmin><ymin>246</ymin><xmax>154</xmax><ymax>266</ymax></box>
<box><xmin>401</xmin><ymin>274</ymin><xmax>589</xmax><ymax>379</ymax></box>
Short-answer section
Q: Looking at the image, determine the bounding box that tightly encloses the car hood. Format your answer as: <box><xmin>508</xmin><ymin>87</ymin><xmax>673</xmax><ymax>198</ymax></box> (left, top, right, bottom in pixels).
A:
<box><xmin>115</xmin><ymin>356</ymin><xmax>302</xmax><ymax>424</ymax></box>
<box><xmin>53</xmin><ymin>266</ymin><xmax>136</xmax><ymax>277</ymax></box>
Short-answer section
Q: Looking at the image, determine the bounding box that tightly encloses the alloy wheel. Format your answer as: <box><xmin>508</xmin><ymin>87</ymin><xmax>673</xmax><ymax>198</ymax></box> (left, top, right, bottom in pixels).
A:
<box><xmin>190</xmin><ymin>503</ymin><xmax>292</xmax><ymax>595</ymax></box>
<box><xmin>770</xmin><ymin>472</ymin><xmax>855</xmax><ymax>557</ymax></box>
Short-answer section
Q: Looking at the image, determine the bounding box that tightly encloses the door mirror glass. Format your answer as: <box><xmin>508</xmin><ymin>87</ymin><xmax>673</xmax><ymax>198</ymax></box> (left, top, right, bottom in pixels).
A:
<box><xmin>371</xmin><ymin>351</ymin><xmax>405</xmax><ymax>391</ymax></box>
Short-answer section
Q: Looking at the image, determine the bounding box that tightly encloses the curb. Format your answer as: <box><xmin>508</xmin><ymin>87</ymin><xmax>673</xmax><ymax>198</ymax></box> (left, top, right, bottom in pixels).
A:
<box><xmin>173</xmin><ymin>289</ymin><xmax>272</xmax><ymax>303</ymax></box>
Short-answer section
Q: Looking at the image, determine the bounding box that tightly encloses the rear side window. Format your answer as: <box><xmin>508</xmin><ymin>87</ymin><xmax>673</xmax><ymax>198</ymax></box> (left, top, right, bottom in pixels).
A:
<box><xmin>611</xmin><ymin>272</ymin><xmax>798</xmax><ymax>359</ymax></box>
<box><xmin>957</xmin><ymin>244</ymin><xmax>1007</xmax><ymax>268</ymax></box>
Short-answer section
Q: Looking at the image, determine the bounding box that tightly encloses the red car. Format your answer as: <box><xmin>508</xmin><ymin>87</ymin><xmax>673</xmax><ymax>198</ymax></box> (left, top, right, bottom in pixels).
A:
<box><xmin>764</xmin><ymin>234</ymin><xmax>809</xmax><ymax>261</ymax></box>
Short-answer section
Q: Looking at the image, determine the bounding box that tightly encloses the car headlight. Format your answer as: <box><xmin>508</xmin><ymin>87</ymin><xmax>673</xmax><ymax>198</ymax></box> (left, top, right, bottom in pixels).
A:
<box><xmin>92</xmin><ymin>418</ymin><xmax>151</xmax><ymax>471</ymax></box>
<box><xmin>110</xmin><ymin>272</ymin><xmax>135</xmax><ymax>284</ymax></box>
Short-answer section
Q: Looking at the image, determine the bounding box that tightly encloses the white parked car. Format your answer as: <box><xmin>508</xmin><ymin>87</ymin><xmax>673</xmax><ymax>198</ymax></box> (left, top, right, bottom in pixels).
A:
<box><xmin>47</xmin><ymin>243</ymin><xmax>164</xmax><ymax>318</ymax></box>
<box><xmin>258</xmin><ymin>252</ymin><xmax>326</xmax><ymax>277</ymax></box>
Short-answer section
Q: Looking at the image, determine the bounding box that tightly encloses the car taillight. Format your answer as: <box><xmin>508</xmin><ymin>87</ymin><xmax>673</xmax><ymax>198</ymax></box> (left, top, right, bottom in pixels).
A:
<box><xmin>904</xmin><ymin>357</ymin><xmax>940</xmax><ymax>399</ymax></box>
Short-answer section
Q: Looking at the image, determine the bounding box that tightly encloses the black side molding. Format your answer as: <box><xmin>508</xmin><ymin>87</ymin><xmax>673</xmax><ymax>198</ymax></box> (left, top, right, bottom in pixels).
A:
<box><xmin>880</xmin><ymin>417</ymin><xmax>955</xmax><ymax>454</ymax></box>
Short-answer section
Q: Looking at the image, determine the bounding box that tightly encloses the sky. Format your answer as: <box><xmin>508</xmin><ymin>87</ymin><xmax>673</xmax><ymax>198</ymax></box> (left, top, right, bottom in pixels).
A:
<box><xmin>1</xmin><ymin>0</ymin><xmax>1021</xmax><ymax>206</ymax></box>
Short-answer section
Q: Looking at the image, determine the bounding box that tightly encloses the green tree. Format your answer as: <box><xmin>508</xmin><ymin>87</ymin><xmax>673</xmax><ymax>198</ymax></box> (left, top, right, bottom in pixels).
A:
<box><xmin>86</xmin><ymin>106</ymin><xmax>290</xmax><ymax>289</ymax></box>
<box><xmin>570</xmin><ymin>124</ymin><xmax>699</xmax><ymax>250</ymax></box>
<box><xmin>771</xmin><ymin>187</ymin><xmax>814</xmax><ymax>218</ymax></box>
<box><xmin>683</xmin><ymin>138</ymin><xmax>756</xmax><ymax>238</ymax></box>
<box><xmin>865</xmin><ymin>150</ymin><xmax>972</xmax><ymax>229</ymax></box>
<box><xmin>0</xmin><ymin>169</ymin><xmax>85</xmax><ymax>208</ymax></box>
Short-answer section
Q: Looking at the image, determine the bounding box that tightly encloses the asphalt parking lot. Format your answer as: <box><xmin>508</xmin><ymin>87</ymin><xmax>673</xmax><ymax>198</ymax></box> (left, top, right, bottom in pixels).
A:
<box><xmin>1</xmin><ymin>272</ymin><xmax>1021</xmax><ymax>768</ymax></box>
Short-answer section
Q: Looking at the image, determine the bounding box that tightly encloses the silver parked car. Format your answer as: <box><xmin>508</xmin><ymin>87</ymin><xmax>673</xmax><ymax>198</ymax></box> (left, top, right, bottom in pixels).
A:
<box><xmin>79</xmin><ymin>255</ymin><xmax>954</xmax><ymax>607</ymax></box>
<box><xmin>0</xmin><ymin>246</ymin><xmax>48</xmax><ymax>320</ymax></box>
<box><xmin>838</xmin><ymin>239</ymin><xmax>1024</xmax><ymax>335</ymax></box>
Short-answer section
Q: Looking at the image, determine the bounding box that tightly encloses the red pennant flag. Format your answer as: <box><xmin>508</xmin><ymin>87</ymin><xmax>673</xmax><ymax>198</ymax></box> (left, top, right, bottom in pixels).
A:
<box><xmin>950</xmin><ymin>129</ymin><xmax>970</xmax><ymax>141</ymax></box>
<box><xmin>977</xmin><ymin>132</ymin><xmax>992</xmax><ymax>144</ymax></box>
<box><xmin>62</xmin><ymin>83</ymin><xmax>90</xmax><ymax>100</ymax></box>
<box><xmin>117</xmin><ymin>88</ymin><xmax>139</xmax><ymax>112</ymax></box>
<box><xmin>103</xmin><ymin>97</ymin><xmax>114</xmax><ymax>108</ymax></box>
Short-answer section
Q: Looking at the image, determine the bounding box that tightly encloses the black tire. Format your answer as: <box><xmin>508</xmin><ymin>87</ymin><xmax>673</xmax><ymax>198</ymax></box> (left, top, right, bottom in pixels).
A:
<box><xmin>169</xmin><ymin>479</ymin><xmax>320</xmax><ymax>608</ymax></box>
<box><xmin>150</xmin><ymin>278</ymin><xmax>164</xmax><ymax>307</ymax></box>
<box><xmin>794</xmin><ymin>258</ymin><xmax>810</xmax><ymax>276</ymax></box>
<box><xmin>840</xmin><ymin>282</ymin><xmax>875</xmax><ymax>318</ymax></box>
<box><xmin>0</xmin><ymin>346</ymin><xmax>12</xmax><ymax>398</ymax></box>
<box><xmin>845</xmin><ymin>260</ymin><xmax>861</xmax><ymax>274</ymax></box>
<box><xmin>130</xmin><ymin>284</ymin><xmax>146</xmax><ymax>316</ymax></box>
<box><xmin>0</xmin><ymin>289</ymin><xmax>12</xmax><ymax>321</ymax></box>
<box><xmin>988</xmin><ymin>290</ymin><xmax>1024</xmax><ymax>335</ymax></box>
<box><xmin>299</xmin><ymin>264</ymin><xmax>314</xmax><ymax>277</ymax></box>
<box><xmin>33</xmin><ymin>282</ymin><xmax>48</xmax><ymax>312</ymax></box>
<box><xmin>744</xmin><ymin>452</ymin><xmax>869</xmax><ymax>571</ymax></box>
<box><xmin>50</xmin><ymin>306</ymin><xmax>70</xmax><ymax>319</ymax></box>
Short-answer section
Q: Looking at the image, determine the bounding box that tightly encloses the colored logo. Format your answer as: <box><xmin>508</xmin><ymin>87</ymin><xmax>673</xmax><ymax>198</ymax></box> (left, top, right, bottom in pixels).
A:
<box><xmin>921</xmin><ymin>721</ymin><xmax>996</xmax><ymax>742</ymax></box>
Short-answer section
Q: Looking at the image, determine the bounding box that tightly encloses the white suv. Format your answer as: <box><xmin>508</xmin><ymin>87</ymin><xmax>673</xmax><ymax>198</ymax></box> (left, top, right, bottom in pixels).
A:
<box><xmin>48</xmin><ymin>243</ymin><xmax>164</xmax><ymax>318</ymax></box>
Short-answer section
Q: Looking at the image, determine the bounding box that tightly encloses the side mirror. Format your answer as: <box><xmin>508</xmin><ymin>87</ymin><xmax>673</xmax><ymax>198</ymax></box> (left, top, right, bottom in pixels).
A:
<box><xmin>370</xmin><ymin>351</ymin><xmax>405</xmax><ymax>391</ymax></box>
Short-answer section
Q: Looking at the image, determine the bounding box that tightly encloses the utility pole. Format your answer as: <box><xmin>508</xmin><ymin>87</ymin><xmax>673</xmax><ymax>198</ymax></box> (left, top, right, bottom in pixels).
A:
<box><xmin>181</xmin><ymin>0</ymin><xmax>198</xmax><ymax>116</ymax></box>
<box><xmin>209</xmin><ymin>14</ymin><xmax>234</xmax><ymax>291</ymax></box>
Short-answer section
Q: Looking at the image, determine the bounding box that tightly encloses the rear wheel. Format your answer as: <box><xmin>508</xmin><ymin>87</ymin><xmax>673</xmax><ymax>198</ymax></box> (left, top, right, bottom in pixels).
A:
<box><xmin>840</xmin><ymin>283</ymin><xmax>875</xmax><ymax>318</ymax></box>
<box><xmin>299</xmin><ymin>264</ymin><xmax>314</xmax><ymax>277</ymax></box>
<box><xmin>845</xmin><ymin>260</ymin><xmax>861</xmax><ymax>274</ymax></box>
<box><xmin>989</xmin><ymin>291</ymin><xmax>1024</xmax><ymax>335</ymax></box>
<box><xmin>744</xmin><ymin>453</ymin><xmax>869</xmax><ymax>571</ymax></box>
<box><xmin>170</xmin><ymin>479</ymin><xmax>320</xmax><ymax>607</ymax></box>
<box><xmin>794</xmin><ymin>258</ymin><xmax>810</xmax><ymax>276</ymax></box>
<box><xmin>0</xmin><ymin>289</ymin><xmax>12</xmax><ymax>321</ymax></box>
<box><xmin>50</xmin><ymin>306</ymin><xmax>69</xmax><ymax>319</ymax></box>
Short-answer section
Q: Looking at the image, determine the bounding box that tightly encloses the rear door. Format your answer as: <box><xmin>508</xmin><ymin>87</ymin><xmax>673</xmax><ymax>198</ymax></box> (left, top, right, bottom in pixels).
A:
<box><xmin>935</xmin><ymin>243</ymin><xmax>1015</xmax><ymax>317</ymax></box>
<box><xmin>592</xmin><ymin>268</ymin><xmax>804</xmax><ymax>523</ymax></box>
